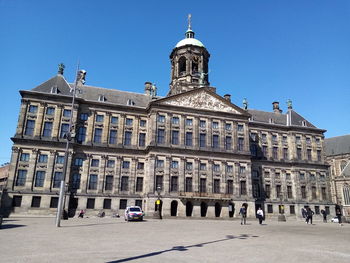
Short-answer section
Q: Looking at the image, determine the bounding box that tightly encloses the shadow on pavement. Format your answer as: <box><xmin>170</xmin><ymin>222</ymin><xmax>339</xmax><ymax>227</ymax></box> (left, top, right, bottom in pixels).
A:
<box><xmin>0</xmin><ymin>224</ymin><xmax>26</xmax><ymax>230</ymax></box>
<box><xmin>63</xmin><ymin>222</ymin><xmax>126</xmax><ymax>228</ymax></box>
<box><xmin>107</xmin><ymin>234</ymin><xmax>259</xmax><ymax>263</ymax></box>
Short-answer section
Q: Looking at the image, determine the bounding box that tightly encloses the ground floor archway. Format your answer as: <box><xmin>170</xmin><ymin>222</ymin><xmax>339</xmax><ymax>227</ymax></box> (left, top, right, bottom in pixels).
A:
<box><xmin>186</xmin><ymin>201</ymin><xmax>193</xmax><ymax>217</ymax></box>
<box><xmin>171</xmin><ymin>200</ymin><xmax>178</xmax><ymax>216</ymax></box>
<box><xmin>215</xmin><ymin>202</ymin><xmax>222</xmax><ymax>217</ymax></box>
<box><xmin>201</xmin><ymin>202</ymin><xmax>208</xmax><ymax>217</ymax></box>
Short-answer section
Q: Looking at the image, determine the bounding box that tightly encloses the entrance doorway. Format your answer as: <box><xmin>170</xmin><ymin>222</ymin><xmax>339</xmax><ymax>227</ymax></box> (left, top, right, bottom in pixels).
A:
<box><xmin>228</xmin><ymin>202</ymin><xmax>235</xmax><ymax>217</ymax></box>
<box><xmin>68</xmin><ymin>196</ymin><xmax>78</xmax><ymax>218</ymax></box>
<box><xmin>186</xmin><ymin>201</ymin><xmax>193</xmax><ymax>217</ymax></box>
<box><xmin>215</xmin><ymin>202</ymin><xmax>222</xmax><ymax>217</ymax></box>
<box><xmin>171</xmin><ymin>200</ymin><xmax>178</xmax><ymax>216</ymax></box>
<box><xmin>200</xmin><ymin>202</ymin><xmax>208</xmax><ymax>217</ymax></box>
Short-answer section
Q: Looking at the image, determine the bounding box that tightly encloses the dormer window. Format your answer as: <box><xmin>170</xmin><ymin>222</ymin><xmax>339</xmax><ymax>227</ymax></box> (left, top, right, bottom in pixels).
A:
<box><xmin>98</xmin><ymin>95</ymin><xmax>106</xmax><ymax>102</ymax></box>
<box><xmin>50</xmin><ymin>86</ymin><xmax>58</xmax><ymax>94</ymax></box>
<box><xmin>127</xmin><ymin>99</ymin><xmax>135</xmax><ymax>106</ymax></box>
<box><xmin>302</xmin><ymin>120</ymin><xmax>307</xmax><ymax>126</ymax></box>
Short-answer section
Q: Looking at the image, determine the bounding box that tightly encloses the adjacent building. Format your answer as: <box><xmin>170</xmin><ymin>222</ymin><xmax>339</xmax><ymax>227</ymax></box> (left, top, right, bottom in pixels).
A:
<box><xmin>4</xmin><ymin>20</ymin><xmax>334</xmax><ymax>219</ymax></box>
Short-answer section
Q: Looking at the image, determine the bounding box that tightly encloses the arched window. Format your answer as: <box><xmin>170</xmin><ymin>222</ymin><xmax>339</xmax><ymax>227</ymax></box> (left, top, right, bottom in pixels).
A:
<box><xmin>178</xmin><ymin>57</ymin><xmax>186</xmax><ymax>75</ymax></box>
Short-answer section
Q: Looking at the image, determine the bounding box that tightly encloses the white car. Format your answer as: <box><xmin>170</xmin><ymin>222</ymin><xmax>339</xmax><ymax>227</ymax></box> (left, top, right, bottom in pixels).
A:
<box><xmin>124</xmin><ymin>206</ymin><xmax>144</xmax><ymax>221</ymax></box>
<box><xmin>331</xmin><ymin>217</ymin><xmax>339</xmax><ymax>223</ymax></box>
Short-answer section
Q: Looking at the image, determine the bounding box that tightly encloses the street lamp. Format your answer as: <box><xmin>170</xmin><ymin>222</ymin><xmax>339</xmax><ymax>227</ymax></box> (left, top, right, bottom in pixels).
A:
<box><xmin>278</xmin><ymin>194</ymin><xmax>286</xmax><ymax>222</ymax></box>
<box><xmin>55</xmin><ymin>67</ymin><xmax>86</xmax><ymax>227</ymax></box>
<box><xmin>155</xmin><ymin>185</ymin><xmax>162</xmax><ymax>219</ymax></box>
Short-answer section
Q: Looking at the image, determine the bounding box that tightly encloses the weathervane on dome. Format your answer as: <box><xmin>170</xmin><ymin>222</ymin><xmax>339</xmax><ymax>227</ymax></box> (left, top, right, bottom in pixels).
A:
<box><xmin>188</xmin><ymin>14</ymin><xmax>192</xmax><ymax>30</ymax></box>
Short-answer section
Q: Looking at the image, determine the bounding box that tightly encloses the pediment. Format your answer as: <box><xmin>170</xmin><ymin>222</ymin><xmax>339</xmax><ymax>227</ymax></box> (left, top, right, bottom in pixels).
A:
<box><xmin>157</xmin><ymin>89</ymin><xmax>246</xmax><ymax>115</ymax></box>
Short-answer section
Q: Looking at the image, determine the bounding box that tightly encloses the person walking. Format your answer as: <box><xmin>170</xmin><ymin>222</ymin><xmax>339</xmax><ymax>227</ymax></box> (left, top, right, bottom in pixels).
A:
<box><xmin>306</xmin><ymin>207</ymin><xmax>314</xmax><ymax>224</ymax></box>
<box><xmin>239</xmin><ymin>205</ymin><xmax>247</xmax><ymax>225</ymax></box>
<box><xmin>257</xmin><ymin>207</ymin><xmax>264</xmax><ymax>225</ymax></box>
<box><xmin>336</xmin><ymin>207</ymin><xmax>343</xmax><ymax>226</ymax></box>
<box><xmin>321</xmin><ymin>209</ymin><xmax>327</xmax><ymax>223</ymax></box>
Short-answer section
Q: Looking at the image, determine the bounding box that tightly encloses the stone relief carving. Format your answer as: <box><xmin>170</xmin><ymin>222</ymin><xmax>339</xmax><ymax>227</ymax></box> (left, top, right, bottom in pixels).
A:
<box><xmin>163</xmin><ymin>91</ymin><xmax>241</xmax><ymax>114</ymax></box>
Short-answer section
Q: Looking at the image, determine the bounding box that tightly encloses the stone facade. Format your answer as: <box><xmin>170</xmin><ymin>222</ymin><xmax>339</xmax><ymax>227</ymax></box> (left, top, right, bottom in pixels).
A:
<box><xmin>4</xmin><ymin>23</ymin><xmax>334</xmax><ymax>219</ymax></box>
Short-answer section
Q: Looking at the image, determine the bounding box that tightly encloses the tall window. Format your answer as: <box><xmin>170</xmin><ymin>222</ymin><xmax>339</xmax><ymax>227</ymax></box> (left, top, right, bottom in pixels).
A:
<box><xmin>170</xmin><ymin>176</ymin><xmax>178</xmax><ymax>192</ymax></box>
<box><xmin>287</xmin><ymin>186</ymin><xmax>293</xmax><ymax>198</ymax></box>
<box><xmin>213</xmin><ymin>179</ymin><xmax>220</xmax><ymax>193</ymax></box>
<box><xmin>212</xmin><ymin>135</ymin><xmax>219</xmax><ymax>148</ymax></box>
<box><xmin>16</xmin><ymin>170</ymin><xmax>27</xmax><ymax>186</ymax></box>
<box><xmin>109</xmin><ymin>130</ymin><xmax>118</xmax><ymax>144</ymax></box>
<box><xmin>301</xmin><ymin>186</ymin><xmax>306</xmax><ymax>199</ymax></box>
<box><xmin>273</xmin><ymin>147</ymin><xmax>278</xmax><ymax>159</ymax></box>
<box><xmin>171</xmin><ymin>130</ymin><xmax>179</xmax><ymax>145</ymax></box>
<box><xmin>136</xmin><ymin>177</ymin><xmax>143</xmax><ymax>192</ymax></box>
<box><xmin>157</xmin><ymin>129</ymin><xmax>165</xmax><ymax>144</ymax></box>
<box><xmin>156</xmin><ymin>175</ymin><xmax>163</xmax><ymax>190</ymax></box>
<box><xmin>72</xmin><ymin>174</ymin><xmax>81</xmax><ymax>189</ymax></box>
<box><xmin>276</xmin><ymin>185</ymin><xmax>281</xmax><ymax>198</ymax></box>
<box><xmin>124</xmin><ymin>131</ymin><xmax>132</xmax><ymax>145</ymax></box>
<box><xmin>186</xmin><ymin>132</ymin><xmax>193</xmax><ymax>146</ymax></box>
<box><xmin>121</xmin><ymin>176</ymin><xmax>129</xmax><ymax>191</ymax></box>
<box><xmin>199</xmin><ymin>178</ymin><xmax>206</xmax><ymax>193</ymax></box>
<box><xmin>25</xmin><ymin>120</ymin><xmax>35</xmax><ymax>136</ymax></box>
<box><xmin>199</xmin><ymin>133</ymin><xmax>206</xmax><ymax>148</ymax></box>
<box><xmin>321</xmin><ymin>187</ymin><xmax>327</xmax><ymax>200</ymax></box>
<box><xmin>312</xmin><ymin>186</ymin><xmax>317</xmax><ymax>199</ymax></box>
<box><xmin>53</xmin><ymin>172</ymin><xmax>62</xmax><ymax>188</ymax></box>
<box><xmin>225</xmin><ymin>136</ymin><xmax>232</xmax><ymax>150</ymax></box>
<box><xmin>88</xmin><ymin>174</ymin><xmax>98</xmax><ymax>190</ymax></box>
<box><xmin>238</xmin><ymin>138</ymin><xmax>244</xmax><ymax>151</ymax></box>
<box><xmin>34</xmin><ymin>171</ymin><xmax>45</xmax><ymax>187</ymax></box>
<box><xmin>262</xmin><ymin>146</ymin><xmax>268</xmax><ymax>157</ymax></box>
<box><xmin>283</xmin><ymin>148</ymin><xmax>289</xmax><ymax>160</ymax></box>
<box><xmin>20</xmin><ymin>153</ymin><xmax>30</xmax><ymax>162</ymax></box>
<box><xmin>297</xmin><ymin>148</ymin><xmax>302</xmax><ymax>160</ymax></box>
<box><xmin>307</xmin><ymin>149</ymin><xmax>312</xmax><ymax>161</ymax></box>
<box><xmin>105</xmin><ymin>176</ymin><xmax>113</xmax><ymax>191</ymax></box>
<box><xmin>42</xmin><ymin>122</ymin><xmax>53</xmax><ymax>137</ymax></box>
<box><xmin>185</xmin><ymin>177</ymin><xmax>192</xmax><ymax>192</ymax></box>
<box><xmin>227</xmin><ymin>180</ymin><xmax>233</xmax><ymax>194</ymax></box>
<box><xmin>77</xmin><ymin>127</ymin><xmax>86</xmax><ymax>143</ymax></box>
<box><xmin>94</xmin><ymin>128</ymin><xmax>102</xmax><ymax>143</ymax></box>
<box><xmin>60</xmin><ymin>123</ymin><xmax>69</xmax><ymax>139</ymax></box>
<box><xmin>317</xmin><ymin>150</ymin><xmax>322</xmax><ymax>161</ymax></box>
<box><xmin>265</xmin><ymin>184</ymin><xmax>271</xmax><ymax>198</ymax></box>
<box><xmin>139</xmin><ymin>133</ymin><xmax>146</xmax><ymax>146</ymax></box>
<box><xmin>240</xmin><ymin>181</ymin><xmax>247</xmax><ymax>195</ymax></box>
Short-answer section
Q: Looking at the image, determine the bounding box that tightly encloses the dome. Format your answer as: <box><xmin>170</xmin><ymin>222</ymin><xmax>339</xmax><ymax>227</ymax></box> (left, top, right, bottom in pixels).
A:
<box><xmin>175</xmin><ymin>38</ymin><xmax>205</xmax><ymax>48</ymax></box>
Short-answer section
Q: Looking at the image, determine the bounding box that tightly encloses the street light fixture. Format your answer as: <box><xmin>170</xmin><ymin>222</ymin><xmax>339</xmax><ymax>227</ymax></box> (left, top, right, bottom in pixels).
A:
<box><xmin>155</xmin><ymin>185</ymin><xmax>162</xmax><ymax>219</ymax></box>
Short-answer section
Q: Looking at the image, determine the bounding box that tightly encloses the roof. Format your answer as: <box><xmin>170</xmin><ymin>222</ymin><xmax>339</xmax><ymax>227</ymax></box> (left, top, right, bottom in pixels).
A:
<box><xmin>325</xmin><ymin>135</ymin><xmax>350</xmax><ymax>156</ymax></box>
<box><xmin>175</xmin><ymin>38</ymin><xmax>205</xmax><ymax>48</ymax></box>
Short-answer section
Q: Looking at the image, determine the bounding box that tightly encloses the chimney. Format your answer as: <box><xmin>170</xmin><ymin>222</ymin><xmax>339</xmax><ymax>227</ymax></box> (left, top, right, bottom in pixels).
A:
<box><xmin>144</xmin><ymin>82</ymin><xmax>152</xmax><ymax>96</ymax></box>
<box><xmin>272</xmin><ymin>101</ymin><xmax>282</xmax><ymax>113</ymax></box>
<box><xmin>224</xmin><ymin>94</ymin><xmax>231</xmax><ymax>102</ymax></box>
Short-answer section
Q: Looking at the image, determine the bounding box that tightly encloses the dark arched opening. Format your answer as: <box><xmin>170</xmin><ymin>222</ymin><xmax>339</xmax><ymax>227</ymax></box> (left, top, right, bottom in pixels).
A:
<box><xmin>215</xmin><ymin>202</ymin><xmax>222</xmax><ymax>217</ymax></box>
<box><xmin>179</xmin><ymin>57</ymin><xmax>186</xmax><ymax>75</ymax></box>
<box><xmin>228</xmin><ymin>202</ymin><xmax>235</xmax><ymax>218</ymax></box>
<box><xmin>171</xmin><ymin>200</ymin><xmax>178</xmax><ymax>216</ymax></box>
<box><xmin>200</xmin><ymin>202</ymin><xmax>208</xmax><ymax>217</ymax></box>
<box><xmin>186</xmin><ymin>201</ymin><xmax>193</xmax><ymax>217</ymax></box>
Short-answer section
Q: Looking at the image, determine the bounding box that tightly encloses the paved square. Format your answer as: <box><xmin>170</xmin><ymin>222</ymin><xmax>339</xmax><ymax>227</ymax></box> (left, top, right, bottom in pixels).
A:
<box><xmin>0</xmin><ymin>217</ymin><xmax>349</xmax><ymax>263</ymax></box>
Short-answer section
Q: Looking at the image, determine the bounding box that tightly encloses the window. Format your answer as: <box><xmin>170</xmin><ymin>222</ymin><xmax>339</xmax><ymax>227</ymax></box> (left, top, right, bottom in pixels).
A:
<box><xmin>94</xmin><ymin>128</ymin><xmax>102</xmax><ymax>143</ymax></box>
<box><xmin>88</xmin><ymin>174</ymin><xmax>98</xmax><ymax>190</ymax></box>
<box><xmin>213</xmin><ymin>179</ymin><xmax>220</xmax><ymax>193</ymax></box>
<box><xmin>103</xmin><ymin>199</ymin><xmax>112</xmax><ymax>209</ymax></box>
<box><xmin>299</xmin><ymin>173</ymin><xmax>305</xmax><ymax>180</ymax></box>
<box><xmin>72</xmin><ymin>174</ymin><xmax>81</xmax><ymax>189</ymax></box>
<box><xmin>38</xmin><ymin>154</ymin><xmax>48</xmax><ymax>163</ymax></box>
<box><xmin>276</xmin><ymin>185</ymin><xmax>281</xmax><ymax>198</ymax></box>
<box><xmin>170</xmin><ymin>176</ymin><xmax>178</xmax><ymax>192</ymax></box>
<box><xmin>136</xmin><ymin>177</ymin><xmax>143</xmax><ymax>192</ymax></box>
<box><xmin>296</xmin><ymin>136</ymin><xmax>301</xmax><ymax>144</ymax></box>
<box><xmin>125</xmin><ymin>118</ymin><xmax>133</xmax><ymax>126</ymax></box>
<box><xmin>250</xmin><ymin>133</ymin><xmax>257</xmax><ymax>141</ymax></box>
<box><xmin>250</xmin><ymin>144</ymin><xmax>257</xmax><ymax>156</ymax></box>
<box><xmin>212</xmin><ymin>135</ymin><xmax>219</xmax><ymax>148</ymax></box>
<box><xmin>156</xmin><ymin>175</ymin><xmax>163</xmax><ymax>190</ymax></box>
<box><xmin>282</xmin><ymin>136</ymin><xmax>288</xmax><ymax>144</ymax></box>
<box><xmin>186</xmin><ymin>118</ymin><xmax>193</xmax><ymax>126</ymax></box>
<box><xmin>50</xmin><ymin>197</ymin><xmax>59</xmax><ymax>208</ymax></box>
<box><xmin>171</xmin><ymin>130</ymin><xmax>179</xmax><ymax>145</ymax></box>
<box><xmin>157</xmin><ymin>129</ymin><xmax>165</xmax><ymax>144</ymax></box>
<box><xmin>226</xmin><ymin>165</ymin><xmax>233</xmax><ymax>173</ymax></box>
<box><xmin>171</xmin><ymin>161</ymin><xmax>179</xmax><ymax>169</ymax></box>
<box><xmin>107</xmin><ymin>160</ymin><xmax>115</xmax><ymax>168</ymax></box>
<box><xmin>41</xmin><ymin>122</ymin><xmax>52</xmax><ymax>137</ymax></box>
<box><xmin>53</xmin><ymin>172</ymin><xmax>62</xmax><ymax>188</ymax></box>
<box><xmin>321</xmin><ymin>187</ymin><xmax>327</xmax><ymax>200</ymax></box>
<box><xmin>227</xmin><ymin>180</ymin><xmax>233</xmax><ymax>194</ymax></box>
<box><xmin>307</xmin><ymin>149</ymin><xmax>312</xmax><ymax>161</ymax></box>
<box><xmin>156</xmin><ymin>159</ymin><xmax>164</xmax><ymax>168</ymax></box>
<box><xmin>310</xmin><ymin>173</ymin><xmax>315</xmax><ymax>181</ymax></box>
<box><xmin>157</xmin><ymin>115</ymin><xmax>165</xmax><ymax>123</ymax></box>
<box><xmin>301</xmin><ymin>186</ymin><xmax>306</xmax><ymax>199</ymax></box>
<box><xmin>105</xmin><ymin>176</ymin><xmax>113</xmax><ymax>191</ymax></box>
<box><xmin>122</xmin><ymin>161</ymin><xmax>130</xmax><ymax>169</ymax></box>
<box><xmin>185</xmin><ymin>177</ymin><xmax>193</xmax><ymax>192</ymax></box>
<box><xmin>56</xmin><ymin>155</ymin><xmax>64</xmax><ymax>164</ymax></box>
<box><xmin>137</xmin><ymin>162</ymin><xmax>144</xmax><ymax>170</ymax></box>
<box><xmin>138</xmin><ymin>133</ymin><xmax>145</xmax><ymax>147</ymax></box>
<box><xmin>315</xmin><ymin>206</ymin><xmax>320</xmax><ymax>215</ymax></box>
<box><xmin>225</xmin><ymin>123</ymin><xmax>232</xmax><ymax>130</ymax></box>
<box><xmin>200</xmin><ymin>120</ymin><xmax>206</xmax><ymax>128</ymax></box>
<box><xmin>240</xmin><ymin>181</ymin><xmax>247</xmax><ymax>195</ymax></box>
<box><xmin>80</xmin><ymin>113</ymin><xmax>88</xmax><ymax>121</ymax></box>
<box><xmin>237</xmin><ymin>124</ymin><xmax>244</xmax><ymax>132</ymax></box>
<box><xmin>60</xmin><ymin>123</ymin><xmax>69</xmax><ymax>138</ymax></box>
<box><xmin>199</xmin><ymin>133</ymin><xmax>206</xmax><ymax>147</ymax></box>
<box><xmin>199</xmin><ymin>178</ymin><xmax>206</xmax><ymax>193</ymax></box>
<box><xmin>287</xmin><ymin>186</ymin><xmax>293</xmax><ymax>199</ymax></box>
<box><xmin>25</xmin><ymin>120</ymin><xmax>35</xmax><ymax>136</ymax></box>
<box><xmin>140</xmin><ymin>119</ymin><xmax>146</xmax><ymax>127</ymax></box>
<box><xmin>63</xmin><ymin>109</ymin><xmax>71</xmax><ymax>117</ymax></box>
<box><xmin>20</xmin><ymin>153</ymin><xmax>30</xmax><ymax>162</ymax></box>
<box><xmin>267</xmin><ymin>205</ymin><xmax>273</xmax><ymax>213</ymax></box>
<box><xmin>111</xmin><ymin>116</ymin><xmax>118</xmax><ymax>124</ymax></box>
<box><xmin>172</xmin><ymin>117</ymin><xmax>179</xmax><ymax>124</ymax></box>
<box><xmin>290</xmin><ymin>205</ymin><xmax>295</xmax><ymax>214</ymax></box>
<box><xmin>297</xmin><ymin>148</ymin><xmax>302</xmax><ymax>160</ymax></box>
<box><xmin>225</xmin><ymin>136</ymin><xmax>232</xmax><ymax>150</ymax></box>
<box><xmin>120</xmin><ymin>176</ymin><xmax>129</xmax><ymax>191</ymax></box>
<box><xmin>96</xmin><ymin>115</ymin><xmax>104</xmax><ymax>122</ymax></box>
<box><xmin>261</xmin><ymin>134</ymin><xmax>267</xmax><ymax>143</ymax></box>
<box><xmin>212</xmin><ymin>121</ymin><xmax>219</xmax><ymax>129</ymax></box>
<box><xmin>109</xmin><ymin>130</ymin><xmax>118</xmax><ymax>144</ymax></box>
<box><xmin>213</xmin><ymin>164</ymin><xmax>220</xmax><ymax>172</ymax></box>
<box><xmin>119</xmin><ymin>199</ymin><xmax>127</xmax><ymax>209</ymax></box>
<box><xmin>283</xmin><ymin>148</ymin><xmax>289</xmax><ymax>160</ymax></box>
<box><xmin>77</xmin><ymin>127</ymin><xmax>86</xmax><ymax>143</ymax></box>
<box><xmin>265</xmin><ymin>184</ymin><xmax>271</xmax><ymax>198</ymax></box>
<box><xmin>34</xmin><ymin>171</ymin><xmax>45</xmax><ymax>187</ymax></box>
<box><xmin>272</xmin><ymin>134</ymin><xmax>277</xmax><ymax>143</ymax></box>
<box><xmin>306</xmin><ymin>137</ymin><xmax>311</xmax><ymax>144</ymax></box>
<box><xmin>186</xmin><ymin>162</ymin><xmax>193</xmax><ymax>170</ymax></box>
<box><xmin>312</xmin><ymin>186</ymin><xmax>317</xmax><ymax>199</ymax></box>
<box><xmin>16</xmin><ymin>170</ymin><xmax>27</xmax><ymax>186</ymax></box>
<box><xmin>317</xmin><ymin>150</ymin><xmax>322</xmax><ymax>161</ymax></box>
<box><xmin>186</xmin><ymin>132</ymin><xmax>193</xmax><ymax>146</ymax></box>
<box><xmin>238</xmin><ymin>138</ymin><xmax>244</xmax><ymax>151</ymax></box>
<box><xmin>200</xmin><ymin>163</ymin><xmax>207</xmax><ymax>170</ymax></box>
<box><xmin>91</xmin><ymin>159</ymin><xmax>99</xmax><ymax>167</ymax></box>
<box><xmin>31</xmin><ymin>196</ymin><xmax>41</xmax><ymax>208</ymax></box>
<box><xmin>29</xmin><ymin>105</ymin><xmax>38</xmax><ymax>113</ymax></box>
<box><xmin>239</xmin><ymin>166</ymin><xmax>245</xmax><ymax>175</ymax></box>
<box><xmin>124</xmin><ymin>131</ymin><xmax>132</xmax><ymax>145</ymax></box>
<box><xmin>252</xmin><ymin>180</ymin><xmax>260</xmax><ymax>198</ymax></box>
<box><xmin>74</xmin><ymin>158</ymin><xmax>83</xmax><ymax>166</ymax></box>
<box><xmin>87</xmin><ymin>198</ymin><xmax>95</xmax><ymax>209</ymax></box>
<box><xmin>46</xmin><ymin>107</ymin><xmax>55</xmax><ymax>115</ymax></box>
<box><xmin>273</xmin><ymin>147</ymin><xmax>278</xmax><ymax>159</ymax></box>
<box><xmin>325</xmin><ymin>206</ymin><xmax>330</xmax><ymax>215</ymax></box>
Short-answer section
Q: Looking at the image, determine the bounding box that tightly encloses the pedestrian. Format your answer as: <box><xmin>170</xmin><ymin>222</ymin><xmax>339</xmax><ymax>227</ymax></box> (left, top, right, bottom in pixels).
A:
<box><xmin>336</xmin><ymin>207</ymin><xmax>343</xmax><ymax>226</ymax></box>
<box><xmin>257</xmin><ymin>207</ymin><xmax>264</xmax><ymax>225</ymax></box>
<box><xmin>306</xmin><ymin>207</ymin><xmax>314</xmax><ymax>224</ymax></box>
<box><xmin>301</xmin><ymin>207</ymin><xmax>307</xmax><ymax>220</ymax></box>
<box><xmin>78</xmin><ymin>209</ymin><xmax>85</xmax><ymax>218</ymax></box>
<box><xmin>239</xmin><ymin>205</ymin><xmax>247</xmax><ymax>225</ymax></box>
<box><xmin>321</xmin><ymin>209</ymin><xmax>327</xmax><ymax>223</ymax></box>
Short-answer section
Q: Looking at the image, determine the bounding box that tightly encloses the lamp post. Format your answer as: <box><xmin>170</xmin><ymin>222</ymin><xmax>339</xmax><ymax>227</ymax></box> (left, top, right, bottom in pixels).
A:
<box><xmin>155</xmin><ymin>185</ymin><xmax>162</xmax><ymax>219</ymax></box>
<box><xmin>278</xmin><ymin>194</ymin><xmax>286</xmax><ymax>222</ymax></box>
<box><xmin>55</xmin><ymin>68</ymin><xmax>86</xmax><ymax>227</ymax></box>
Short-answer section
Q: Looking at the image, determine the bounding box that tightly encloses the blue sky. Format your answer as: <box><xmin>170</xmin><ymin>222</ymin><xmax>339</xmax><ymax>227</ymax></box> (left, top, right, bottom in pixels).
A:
<box><xmin>0</xmin><ymin>0</ymin><xmax>349</xmax><ymax>164</ymax></box>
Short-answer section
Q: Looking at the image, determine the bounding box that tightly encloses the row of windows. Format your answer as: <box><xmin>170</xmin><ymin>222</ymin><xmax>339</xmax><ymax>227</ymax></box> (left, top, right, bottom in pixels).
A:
<box><xmin>251</xmin><ymin>132</ymin><xmax>321</xmax><ymax>145</ymax></box>
<box><xmin>261</xmin><ymin>184</ymin><xmax>327</xmax><ymax>200</ymax></box>
<box><xmin>20</xmin><ymin>153</ymin><xmax>65</xmax><ymax>164</ymax></box>
<box><xmin>16</xmin><ymin>170</ymin><xmax>63</xmax><ymax>188</ymax></box>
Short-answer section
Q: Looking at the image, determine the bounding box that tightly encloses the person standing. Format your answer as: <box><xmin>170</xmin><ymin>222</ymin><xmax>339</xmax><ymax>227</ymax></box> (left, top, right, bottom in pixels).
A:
<box><xmin>239</xmin><ymin>205</ymin><xmax>247</xmax><ymax>225</ymax></box>
<box><xmin>336</xmin><ymin>207</ymin><xmax>343</xmax><ymax>226</ymax></box>
<box><xmin>257</xmin><ymin>207</ymin><xmax>264</xmax><ymax>225</ymax></box>
<box><xmin>306</xmin><ymin>207</ymin><xmax>314</xmax><ymax>224</ymax></box>
<box><xmin>321</xmin><ymin>209</ymin><xmax>327</xmax><ymax>223</ymax></box>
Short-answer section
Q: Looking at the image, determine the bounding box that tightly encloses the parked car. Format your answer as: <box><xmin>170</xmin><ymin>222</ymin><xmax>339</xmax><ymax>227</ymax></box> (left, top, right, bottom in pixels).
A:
<box><xmin>124</xmin><ymin>206</ymin><xmax>144</xmax><ymax>221</ymax></box>
<box><xmin>331</xmin><ymin>217</ymin><xmax>339</xmax><ymax>223</ymax></box>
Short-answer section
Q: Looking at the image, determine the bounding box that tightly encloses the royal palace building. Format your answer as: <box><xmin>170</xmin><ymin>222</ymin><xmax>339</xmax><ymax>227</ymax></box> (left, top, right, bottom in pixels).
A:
<box><xmin>4</xmin><ymin>21</ymin><xmax>334</xmax><ymax>219</ymax></box>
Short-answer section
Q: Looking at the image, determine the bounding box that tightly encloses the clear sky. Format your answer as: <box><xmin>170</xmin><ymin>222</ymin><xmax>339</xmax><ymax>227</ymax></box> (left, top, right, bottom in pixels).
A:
<box><xmin>1</xmin><ymin>0</ymin><xmax>349</xmax><ymax>164</ymax></box>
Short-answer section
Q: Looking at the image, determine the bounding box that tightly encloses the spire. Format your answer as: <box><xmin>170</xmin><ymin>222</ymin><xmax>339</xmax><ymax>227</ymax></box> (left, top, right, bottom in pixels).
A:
<box><xmin>185</xmin><ymin>14</ymin><xmax>195</xmax><ymax>39</ymax></box>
